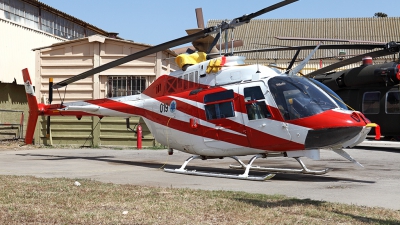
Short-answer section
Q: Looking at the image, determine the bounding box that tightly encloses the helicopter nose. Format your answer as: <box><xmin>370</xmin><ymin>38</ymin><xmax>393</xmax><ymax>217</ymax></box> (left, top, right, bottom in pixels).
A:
<box><xmin>304</xmin><ymin>126</ymin><xmax>363</xmax><ymax>149</ymax></box>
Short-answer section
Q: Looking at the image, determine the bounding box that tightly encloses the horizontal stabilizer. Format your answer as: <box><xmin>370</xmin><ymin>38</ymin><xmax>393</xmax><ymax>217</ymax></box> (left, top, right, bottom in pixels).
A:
<box><xmin>62</xmin><ymin>105</ymin><xmax>101</xmax><ymax>112</ymax></box>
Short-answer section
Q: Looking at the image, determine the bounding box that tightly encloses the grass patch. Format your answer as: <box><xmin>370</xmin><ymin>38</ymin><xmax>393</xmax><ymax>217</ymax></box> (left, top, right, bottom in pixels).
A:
<box><xmin>0</xmin><ymin>175</ymin><xmax>399</xmax><ymax>224</ymax></box>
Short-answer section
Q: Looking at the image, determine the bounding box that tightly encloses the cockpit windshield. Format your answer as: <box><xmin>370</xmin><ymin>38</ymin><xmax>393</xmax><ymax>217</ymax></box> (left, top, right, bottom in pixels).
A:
<box><xmin>268</xmin><ymin>76</ymin><xmax>338</xmax><ymax>120</ymax></box>
<box><xmin>309</xmin><ymin>78</ymin><xmax>348</xmax><ymax>110</ymax></box>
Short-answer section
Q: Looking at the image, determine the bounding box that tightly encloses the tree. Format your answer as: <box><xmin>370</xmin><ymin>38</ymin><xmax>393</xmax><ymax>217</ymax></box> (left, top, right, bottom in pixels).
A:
<box><xmin>374</xmin><ymin>12</ymin><xmax>388</xmax><ymax>17</ymax></box>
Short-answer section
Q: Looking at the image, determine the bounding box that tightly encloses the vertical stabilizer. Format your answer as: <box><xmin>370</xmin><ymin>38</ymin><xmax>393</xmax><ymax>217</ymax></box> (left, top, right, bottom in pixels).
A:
<box><xmin>22</xmin><ymin>68</ymin><xmax>39</xmax><ymax>144</ymax></box>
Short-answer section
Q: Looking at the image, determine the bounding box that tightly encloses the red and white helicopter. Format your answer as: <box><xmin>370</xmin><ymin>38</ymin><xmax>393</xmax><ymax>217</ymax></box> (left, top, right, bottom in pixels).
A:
<box><xmin>22</xmin><ymin>0</ymin><xmax>395</xmax><ymax>180</ymax></box>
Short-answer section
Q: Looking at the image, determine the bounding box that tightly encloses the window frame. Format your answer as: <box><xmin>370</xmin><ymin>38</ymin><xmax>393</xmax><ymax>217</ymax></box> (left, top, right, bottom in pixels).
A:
<box><xmin>243</xmin><ymin>86</ymin><xmax>271</xmax><ymax>120</ymax></box>
<box><xmin>386</xmin><ymin>90</ymin><xmax>400</xmax><ymax>114</ymax></box>
<box><xmin>204</xmin><ymin>90</ymin><xmax>235</xmax><ymax>121</ymax></box>
<box><xmin>107</xmin><ymin>76</ymin><xmax>147</xmax><ymax>98</ymax></box>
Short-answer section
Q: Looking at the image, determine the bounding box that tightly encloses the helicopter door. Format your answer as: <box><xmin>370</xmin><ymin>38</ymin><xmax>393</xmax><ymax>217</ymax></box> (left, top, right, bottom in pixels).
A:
<box><xmin>239</xmin><ymin>82</ymin><xmax>291</xmax><ymax>148</ymax></box>
<box><xmin>200</xmin><ymin>87</ymin><xmax>249</xmax><ymax>149</ymax></box>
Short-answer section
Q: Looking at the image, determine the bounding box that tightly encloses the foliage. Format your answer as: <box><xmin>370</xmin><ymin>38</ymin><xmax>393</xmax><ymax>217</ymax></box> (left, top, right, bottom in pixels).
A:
<box><xmin>374</xmin><ymin>12</ymin><xmax>388</xmax><ymax>17</ymax></box>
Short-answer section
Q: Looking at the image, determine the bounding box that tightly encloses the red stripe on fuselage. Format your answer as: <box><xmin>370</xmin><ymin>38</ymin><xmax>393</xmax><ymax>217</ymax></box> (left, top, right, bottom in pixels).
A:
<box><xmin>93</xmin><ymin>98</ymin><xmax>304</xmax><ymax>151</ymax></box>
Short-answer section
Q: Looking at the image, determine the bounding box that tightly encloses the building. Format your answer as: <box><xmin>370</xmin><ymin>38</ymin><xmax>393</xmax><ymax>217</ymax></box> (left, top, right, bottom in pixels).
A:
<box><xmin>0</xmin><ymin>0</ymin><xmax>110</xmax><ymax>140</ymax></box>
<box><xmin>0</xmin><ymin>0</ymin><xmax>178</xmax><ymax>146</ymax></box>
<box><xmin>33</xmin><ymin>35</ymin><xmax>178</xmax><ymax>146</ymax></box>
<box><xmin>0</xmin><ymin>0</ymin><xmax>112</xmax><ymax>85</ymax></box>
<box><xmin>207</xmin><ymin>17</ymin><xmax>400</xmax><ymax>73</ymax></box>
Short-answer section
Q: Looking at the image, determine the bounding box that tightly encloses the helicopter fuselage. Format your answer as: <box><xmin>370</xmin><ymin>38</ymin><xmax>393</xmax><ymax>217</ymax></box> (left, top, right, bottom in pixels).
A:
<box><xmin>33</xmin><ymin>55</ymin><xmax>371</xmax><ymax>157</ymax></box>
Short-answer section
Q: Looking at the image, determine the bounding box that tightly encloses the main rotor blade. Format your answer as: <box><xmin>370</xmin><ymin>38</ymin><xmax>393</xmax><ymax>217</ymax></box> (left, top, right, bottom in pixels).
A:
<box><xmin>209</xmin><ymin>44</ymin><xmax>385</xmax><ymax>56</ymax></box>
<box><xmin>207</xmin><ymin>32</ymin><xmax>221</xmax><ymax>54</ymax></box>
<box><xmin>195</xmin><ymin>8</ymin><xmax>205</xmax><ymax>29</ymax></box>
<box><xmin>306</xmin><ymin>49</ymin><xmax>396</xmax><ymax>77</ymax></box>
<box><xmin>275</xmin><ymin>36</ymin><xmax>386</xmax><ymax>44</ymax></box>
<box><xmin>53</xmin><ymin>0</ymin><xmax>298</xmax><ymax>89</ymax></box>
<box><xmin>286</xmin><ymin>48</ymin><xmax>301</xmax><ymax>72</ymax></box>
<box><xmin>53</xmin><ymin>29</ymin><xmax>214</xmax><ymax>89</ymax></box>
<box><xmin>232</xmin><ymin>0</ymin><xmax>298</xmax><ymax>25</ymax></box>
<box><xmin>287</xmin><ymin>42</ymin><xmax>321</xmax><ymax>76</ymax></box>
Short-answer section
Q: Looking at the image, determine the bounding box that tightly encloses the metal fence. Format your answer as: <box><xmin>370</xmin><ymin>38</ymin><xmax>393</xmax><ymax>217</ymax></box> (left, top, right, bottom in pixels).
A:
<box><xmin>0</xmin><ymin>109</ymin><xmax>24</xmax><ymax>140</ymax></box>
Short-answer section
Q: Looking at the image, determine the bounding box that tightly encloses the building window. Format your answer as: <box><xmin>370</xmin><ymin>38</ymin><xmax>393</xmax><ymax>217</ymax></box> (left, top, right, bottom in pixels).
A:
<box><xmin>107</xmin><ymin>76</ymin><xmax>146</xmax><ymax>98</ymax></box>
<box><xmin>86</xmin><ymin>28</ymin><xmax>98</xmax><ymax>37</ymax></box>
<box><xmin>1</xmin><ymin>0</ymin><xmax>23</xmax><ymax>23</ymax></box>
<box><xmin>362</xmin><ymin>92</ymin><xmax>380</xmax><ymax>114</ymax></box>
<box><xmin>73</xmin><ymin>23</ymin><xmax>85</xmax><ymax>39</ymax></box>
<box><xmin>41</xmin><ymin>10</ymin><xmax>54</xmax><ymax>34</ymax></box>
<box><xmin>0</xmin><ymin>0</ymin><xmax>97</xmax><ymax>39</ymax></box>
<box><xmin>0</xmin><ymin>0</ymin><xmax>38</xmax><ymax>29</ymax></box>
<box><xmin>386</xmin><ymin>91</ymin><xmax>400</xmax><ymax>114</ymax></box>
<box><xmin>24</xmin><ymin>2</ymin><xmax>38</xmax><ymax>29</ymax></box>
<box><xmin>204</xmin><ymin>90</ymin><xmax>235</xmax><ymax>120</ymax></box>
<box><xmin>53</xmin><ymin>15</ymin><xmax>63</xmax><ymax>36</ymax></box>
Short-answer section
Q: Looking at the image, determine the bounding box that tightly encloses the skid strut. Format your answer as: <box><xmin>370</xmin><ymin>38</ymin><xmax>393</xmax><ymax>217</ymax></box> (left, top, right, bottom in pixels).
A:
<box><xmin>164</xmin><ymin>154</ymin><xmax>275</xmax><ymax>181</ymax></box>
<box><xmin>230</xmin><ymin>157</ymin><xmax>330</xmax><ymax>175</ymax></box>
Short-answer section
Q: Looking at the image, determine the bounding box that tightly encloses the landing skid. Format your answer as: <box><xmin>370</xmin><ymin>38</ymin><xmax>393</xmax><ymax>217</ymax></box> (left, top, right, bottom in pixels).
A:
<box><xmin>164</xmin><ymin>154</ymin><xmax>275</xmax><ymax>181</ymax></box>
<box><xmin>229</xmin><ymin>157</ymin><xmax>330</xmax><ymax>175</ymax></box>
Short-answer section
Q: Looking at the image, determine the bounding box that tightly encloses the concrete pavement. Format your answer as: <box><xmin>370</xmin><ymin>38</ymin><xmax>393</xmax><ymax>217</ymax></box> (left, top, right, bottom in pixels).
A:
<box><xmin>0</xmin><ymin>142</ymin><xmax>399</xmax><ymax>210</ymax></box>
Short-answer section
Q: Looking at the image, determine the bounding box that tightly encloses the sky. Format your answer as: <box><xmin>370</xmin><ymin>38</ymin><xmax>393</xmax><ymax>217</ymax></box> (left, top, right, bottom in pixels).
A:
<box><xmin>39</xmin><ymin>0</ymin><xmax>399</xmax><ymax>46</ymax></box>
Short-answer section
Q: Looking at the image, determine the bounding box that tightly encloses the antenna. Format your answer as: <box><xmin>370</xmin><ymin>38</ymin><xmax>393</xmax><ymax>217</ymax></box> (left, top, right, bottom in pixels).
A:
<box><xmin>256</xmin><ymin>49</ymin><xmax>260</xmax><ymax>73</ymax></box>
<box><xmin>224</xmin><ymin>23</ymin><xmax>229</xmax><ymax>54</ymax></box>
<box><xmin>230</xmin><ymin>28</ymin><xmax>235</xmax><ymax>55</ymax></box>
<box><xmin>219</xmin><ymin>27</ymin><xmax>222</xmax><ymax>56</ymax></box>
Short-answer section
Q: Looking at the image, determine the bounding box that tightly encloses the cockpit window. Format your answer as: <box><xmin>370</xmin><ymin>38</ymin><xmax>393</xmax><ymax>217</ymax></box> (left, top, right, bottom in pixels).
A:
<box><xmin>268</xmin><ymin>76</ymin><xmax>338</xmax><ymax>120</ymax></box>
<box><xmin>309</xmin><ymin>79</ymin><xmax>348</xmax><ymax>110</ymax></box>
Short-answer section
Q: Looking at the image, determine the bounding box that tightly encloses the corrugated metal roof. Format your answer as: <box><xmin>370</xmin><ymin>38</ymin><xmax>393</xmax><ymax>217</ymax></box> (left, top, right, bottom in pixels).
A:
<box><xmin>207</xmin><ymin>17</ymin><xmax>400</xmax><ymax>60</ymax></box>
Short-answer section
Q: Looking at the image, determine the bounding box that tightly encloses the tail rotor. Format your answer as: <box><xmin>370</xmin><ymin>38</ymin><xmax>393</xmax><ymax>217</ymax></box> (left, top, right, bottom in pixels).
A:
<box><xmin>22</xmin><ymin>68</ymin><xmax>40</xmax><ymax>144</ymax></box>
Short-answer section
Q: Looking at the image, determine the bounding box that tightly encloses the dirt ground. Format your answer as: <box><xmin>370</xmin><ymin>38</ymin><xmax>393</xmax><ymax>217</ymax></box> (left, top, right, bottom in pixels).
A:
<box><xmin>0</xmin><ymin>139</ymin><xmax>33</xmax><ymax>150</ymax></box>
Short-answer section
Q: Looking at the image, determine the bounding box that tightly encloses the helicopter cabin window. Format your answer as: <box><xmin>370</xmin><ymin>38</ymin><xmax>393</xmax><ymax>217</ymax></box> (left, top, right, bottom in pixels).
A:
<box><xmin>183</xmin><ymin>74</ymin><xmax>188</xmax><ymax>89</ymax></box>
<box><xmin>189</xmin><ymin>72</ymin><xmax>194</xmax><ymax>88</ymax></box>
<box><xmin>362</xmin><ymin>92</ymin><xmax>380</xmax><ymax>114</ymax></box>
<box><xmin>195</xmin><ymin>71</ymin><xmax>199</xmax><ymax>84</ymax></box>
<box><xmin>204</xmin><ymin>90</ymin><xmax>235</xmax><ymax>120</ymax></box>
<box><xmin>107</xmin><ymin>76</ymin><xmax>146</xmax><ymax>97</ymax></box>
<box><xmin>244</xmin><ymin>86</ymin><xmax>271</xmax><ymax>120</ymax></box>
<box><xmin>386</xmin><ymin>91</ymin><xmax>400</xmax><ymax>114</ymax></box>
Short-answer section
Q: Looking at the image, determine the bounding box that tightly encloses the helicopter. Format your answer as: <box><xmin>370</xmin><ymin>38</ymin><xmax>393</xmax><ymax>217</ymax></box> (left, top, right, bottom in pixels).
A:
<box><xmin>275</xmin><ymin>36</ymin><xmax>400</xmax><ymax>140</ymax></box>
<box><xmin>21</xmin><ymin>0</ymin><xmax>397</xmax><ymax>181</ymax></box>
